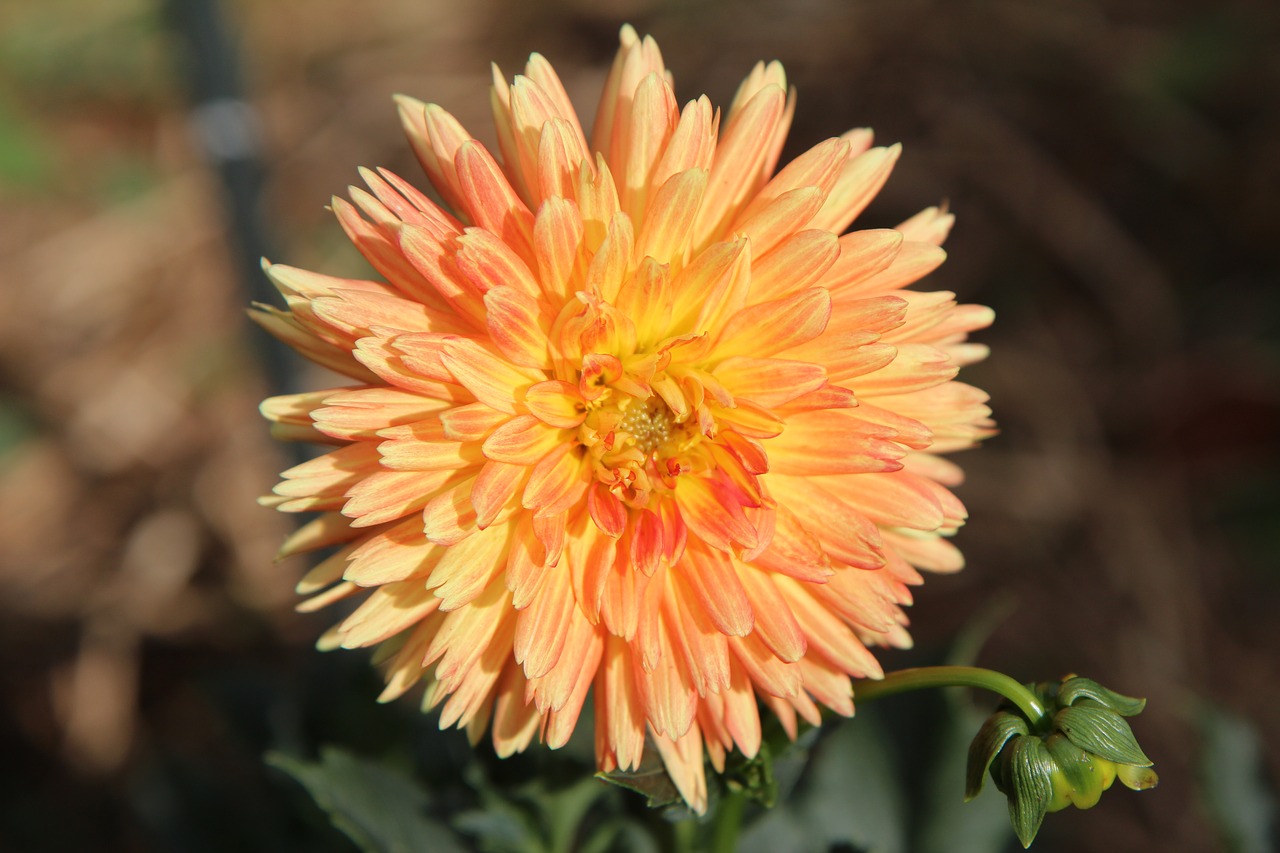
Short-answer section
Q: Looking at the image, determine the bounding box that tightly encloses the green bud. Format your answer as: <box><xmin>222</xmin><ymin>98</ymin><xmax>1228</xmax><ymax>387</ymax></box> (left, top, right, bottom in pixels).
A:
<box><xmin>965</xmin><ymin>674</ymin><xmax>1157</xmax><ymax>848</ymax></box>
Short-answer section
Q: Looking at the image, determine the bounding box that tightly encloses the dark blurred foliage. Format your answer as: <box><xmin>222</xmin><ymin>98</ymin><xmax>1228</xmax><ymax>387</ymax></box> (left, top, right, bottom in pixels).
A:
<box><xmin>1</xmin><ymin>0</ymin><xmax>1277</xmax><ymax>850</ymax></box>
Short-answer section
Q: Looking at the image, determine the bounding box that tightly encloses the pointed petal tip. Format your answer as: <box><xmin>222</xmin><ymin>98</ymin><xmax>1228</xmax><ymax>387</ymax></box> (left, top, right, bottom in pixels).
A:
<box><xmin>392</xmin><ymin>93</ymin><xmax>426</xmax><ymax>110</ymax></box>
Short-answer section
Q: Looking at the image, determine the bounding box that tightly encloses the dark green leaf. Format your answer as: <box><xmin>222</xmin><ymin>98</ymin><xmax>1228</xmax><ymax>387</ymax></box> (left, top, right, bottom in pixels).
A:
<box><xmin>965</xmin><ymin>711</ymin><xmax>1029</xmax><ymax>800</ymax></box>
<box><xmin>266</xmin><ymin>747</ymin><xmax>467</xmax><ymax>853</ymax></box>
<box><xmin>1055</xmin><ymin>702</ymin><xmax>1152</xmax><ymax>767</ymax></box>
<box><xmin>1057</xmin><ymin>677</ymin><xmax>1147</xmax><ymax>717</ymax></box>
<box><xmin>596</xmin><ymin>762</ymin><xmax>683</xmax><ymax>810</ymax></box>
<box><xmin>1003</xmin><ymin>736</ymin><xmax>1055</xmax><ymax>848</ymax></box>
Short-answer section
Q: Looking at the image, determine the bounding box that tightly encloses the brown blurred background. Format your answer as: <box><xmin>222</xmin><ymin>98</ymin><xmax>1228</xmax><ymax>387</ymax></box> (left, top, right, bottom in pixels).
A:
<box><xmin>1</xmin><ymin>0</ymin><xmax>1277</xmax><ymax>850</ymax></box>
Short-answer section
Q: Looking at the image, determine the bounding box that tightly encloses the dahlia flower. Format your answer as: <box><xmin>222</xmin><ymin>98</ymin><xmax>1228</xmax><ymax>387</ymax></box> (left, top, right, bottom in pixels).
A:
<box><xmin>256</xmin><ymin>25</ymin><xmax>993</xmax><ymax>812</ymax></box>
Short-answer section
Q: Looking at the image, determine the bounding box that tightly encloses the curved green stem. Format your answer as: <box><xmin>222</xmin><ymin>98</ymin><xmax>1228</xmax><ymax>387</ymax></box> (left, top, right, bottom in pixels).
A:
<box><xmin>710</xmin><ymin>786</ymin><xmax>747</xmax><ymax>853</ymax></box>
<box><xmin>853</xmin><ymin>666</ymin><xmax>1048</xmax><ymax>727</ymax></box>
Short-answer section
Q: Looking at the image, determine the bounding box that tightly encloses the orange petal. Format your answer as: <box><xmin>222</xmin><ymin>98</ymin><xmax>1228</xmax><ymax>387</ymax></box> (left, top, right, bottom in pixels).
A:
<box><xmin>314</xmin><ymin>387</ymin><xmax>457</xmax><ymax>441</ymax></box>
<box><xmin>749</xmin><ymin>228</ymin><xmax>840</xmax><ymax>302</ymax></box>
<box><xmin>438</xmin><ymin>402</ymin><xmax>509</xmax><ymax>442</ymax></box>
<box><xmin>735</xmin><ymin>564</ymin><xmax>806</xmax><ymax>661</ymax></box>
<box><xmin>338</xmin><ymin>581</ymin><xmax>442</xmax><ymax>649</ymax></box>
<box><xmin>505</xmin><ymin>515</ymin><xmax>549</xmax><ymax>609</ymax></box>
<box><xmin>541</xmin><ymin>620</ymin><xmax>604</xmax><ymax>748</ymax></box>
<box><xmin>343</xmin><ymin>468</ymin><xmax>462</xmax><ymax>528</ymax></box>
<box><xmin>679</xmin><ymin>542</ymin><xmax>754</xmax><ymax>637</ymax></box>
<box><xmin>491</xmin><ymin>664</ymin><xmax>540</xmax><ymax>757</ymax></box>
<box><xmin>695</xmin><ymin>83</ymin><xmax>787</xmax><ymax>246</ymax></box>
<box><xmin>342</xmin><ymin>517</ymin><xmax>438</xmax><ymax>586</ymax></box>
<box><xmin>454</xmin><ymin>140</ymin><xmax>536</xmax><ymax>264</ymax></box>
<box><xmin>810</xmin><ymin>143</ymin><xmax>901</xmax><ymax>234</ymax></box>
<box><xmin>534</xmin><ymin>118</ymin><xmax>585</xmax><ymax>204</ymax></box>
<box><xmin>376</xmin><ymin>421</ymin><xmax>483</xmax><ymax>472</ymax></box>
<box><xmin>587</xmin><ymin>482</ymin><xmax>628</xmax><ymax>538</ymax></box>
<box><xmin>823</xmin><ymin>229</ymin><xmax>904</xmax><ymax>292</ymax></box>
<box><xmin>896</xmin><ymin>204</ymin><xmax>955</xmax><ymax>246</ymax></box>
<box><xmin>482</xmin><ymin>286</ymin><xmax>551</xmax><ymax>371</ymax></box>
<box><xmin>524</xmin><ymin>380</ymin><xmax>586</xmax><ymax>428</ymax></box>
<box><xmin>427</xmin><ymin>522</ymin><xmax>512</xmax><ymax>611</ymax></box>
<box><xmin>712</xmin><ymin>356</ymin><xmax>827</xmax><ymax>408</ymax></box>
<box><xmin>277</xmin><ymin>512</ymin><xmax>360</xmax><ymax>561</ymax></box>
<box><xmin>397</xmin><ymin>225</ymin><xmax>487</xmax><ymax>328</ymax></box>
<box><xmin>454</xmin><ymin>227</ymin><xmax>541</xmax><ymax>299</ymax></box>
<box><xmin>733</xmin><ymin>136</ymin><xmax>849</xmax><ymax>228</ymax></box>
<box><xmin>618</xmin><ymin>71</ymin><xmax>679</xmax><ymax>223</ymax></box>
<box><xmin>271</xmin><ymin>442</ymin><xmax>381</xmax><ymax>509</ymax></box>
<box><xmin>532</xmin><ymin>196</ymin><xmax>586</xmax><ymax>303</ymax></box>
<box><xmin>768</xmin><ymin>409</ymin><xmax>907</xmax><ymax>476</ymax></box>
<box><xmin>651</xmin><ymin>722</ymin><xmax>708</xmax><ymax>815</ymax></box>
<box><xmin>567</xmin><ymin>517</ymin><xmax>617</xmax><ymax>624</ymax></box>
<box><xmin>481</xmin><ymin>414</ymin><xmax>564</xmax><ymax>465</ymax></box>
<box><xmin>636</xmin><ymin>619</ymin><xmax>697</xmax><ymax>739</ymax></box>
<box><xmin>767</xmin><ymin>476</ymin><xmax>886</xmax><ymax>570</ymax></box>
<box><xmin>594</xmin><ymin>635</ymin><xmax>646</xmax><ymax>772</ymax></box>
<box><xmin>732</xmin><ymin>185</ymin><xmax>824</xmax><ymax>258</ymax></box>
<box><xmin>665</xmin><ymin>570</ymin><xmax>731</xmax><ymax>696</ymax></box>
<box><xmin>675</xmin><ymin>474</ymin><xmax>759</xmax><ymax>552</ymax></box>
<box><xmin>633</xmin><ymin>168</ymin><xmax>707</xmax><ymax>268</ymax></box>
<box><xmin>651</xmin><ymin>95</ymin><xmax>716</xmax><ymax>188</ymax></box>
<box><xmin>849</xmin><ymin>343</ymin><xmax>957</xmax><ymax>397</ymax></box>
<box><xmin>395</xmin><ymin>98</ymin><xmax>470</xmax><ymax>214</ymax></box>
<box><xmin>711</xmin><ymin>287</ymin><xmax>831</xmax><ymax>359</ymax></box>
<box><xmin>514</xmin><ymin>548</ymin><xmax>574</xmax><ymax>678</ymax></box>
<box><xmin>774</xmin><ymin>576</ymin><xmax>884</xmax><ymax>679</ymax></box>
<box><xmin>422</xmin><ymin>476</ymin><xmax>479</xmax><ymax>546</ymax></box>
<box><xmin>727</xmin><ymin>631</ymin><xmax>801</xmax><ymax>699</ymax></box>
<box><xmin>472</xmin><ymin>460</ymin><xmax>529</xmax><ymax>529</ymax></box>
<box><xmin>522</xmin><ymin>443</ymin><xmax>589</xmax><ymax>517</ymax></box>
<box><xmin>440</xmin><ymin>338</ymin><xmax>545</xmax><ymax>415</ymax></box>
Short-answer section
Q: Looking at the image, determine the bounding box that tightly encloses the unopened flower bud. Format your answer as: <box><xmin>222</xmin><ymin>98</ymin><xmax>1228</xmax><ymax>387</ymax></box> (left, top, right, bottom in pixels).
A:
<box><xmin>966</xmin><ymin>675</ymin><xmax>1157</xmax><ymax>848</ymax></box>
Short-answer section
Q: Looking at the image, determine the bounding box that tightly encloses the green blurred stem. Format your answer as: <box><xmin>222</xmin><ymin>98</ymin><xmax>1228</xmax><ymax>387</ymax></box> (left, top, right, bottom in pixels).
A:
<box><xmin>672</xmin><ymin>814</ymin><xmax>697</xmax><ymax>853</ymax></box>
<box><xmin>853</xmin><ymin>666</ymin><xmax>1049</xmax><ymax>727</ymax></box>
<box><xmin>710</xmin><ymin>786</ymin><xmax>747</xmax><ymax>853</ymax></box>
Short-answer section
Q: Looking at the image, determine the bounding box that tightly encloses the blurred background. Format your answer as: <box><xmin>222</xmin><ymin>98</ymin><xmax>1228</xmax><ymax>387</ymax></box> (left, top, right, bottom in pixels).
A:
<box><xmin>1</xmin><ymin>0</ymin><xmax>1277</xmax><ymax>850</ymax></box>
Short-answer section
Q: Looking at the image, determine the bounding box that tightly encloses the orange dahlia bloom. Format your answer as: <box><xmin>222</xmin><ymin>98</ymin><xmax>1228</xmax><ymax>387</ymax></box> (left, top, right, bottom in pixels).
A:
<box><xmin>256</xmin><ymin>25</ymin><xmax>993</xmax><ymax>812</ymax></box>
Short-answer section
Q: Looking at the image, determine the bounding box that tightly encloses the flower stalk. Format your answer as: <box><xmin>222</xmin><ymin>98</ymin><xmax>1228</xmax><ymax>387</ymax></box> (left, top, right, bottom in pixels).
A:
<box><xmin>853</xmin><ymin>665</ymin><xmax>1049</xmax><ymax>727</ymax></box>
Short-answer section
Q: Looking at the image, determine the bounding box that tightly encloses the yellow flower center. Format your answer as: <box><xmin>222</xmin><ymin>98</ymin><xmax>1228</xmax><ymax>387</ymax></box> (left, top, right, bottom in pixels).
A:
<box><xmin>579</xmin><ymin>390</ymin><xmax>706</xmax><ymax>507</ymax></box>
<box><xmin>616</xmin><ymin>398</ymin><xmax>676</xmax><ymax>457</ymax></box>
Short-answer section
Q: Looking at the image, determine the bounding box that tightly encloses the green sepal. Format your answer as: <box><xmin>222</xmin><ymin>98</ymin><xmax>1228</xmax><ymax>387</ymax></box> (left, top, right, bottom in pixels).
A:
<box><xmin>965</xmin><ymin>711</ymin><xmax>1029</xmax><ymax>801</ymax></box>
<box><xmin>1057</xmin><ymin>677</ymin><xmax>1147</xmax><ymax>717</ymax></box>
<box><xmin>1055</xmin><ymin>701</ymin><xmax>1152</xmax><ymax>767</ymax></box>
<box><xmin>1044</xmin><ymin>733</ymin><xmax>1103</xmax><ymax>810</ymax></box>
<box><xmin>1002</xmin><ymin>735</ymin><xmax>1056</xmax><ymax>848</ymax></box>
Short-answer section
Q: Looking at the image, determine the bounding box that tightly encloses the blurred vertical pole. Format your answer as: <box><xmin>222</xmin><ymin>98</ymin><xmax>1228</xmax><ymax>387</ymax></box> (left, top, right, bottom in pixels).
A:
<box><xmin>163</xmin><ymin>0</ymin><xmax>301</xmax><ymax>399</ymax></box>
